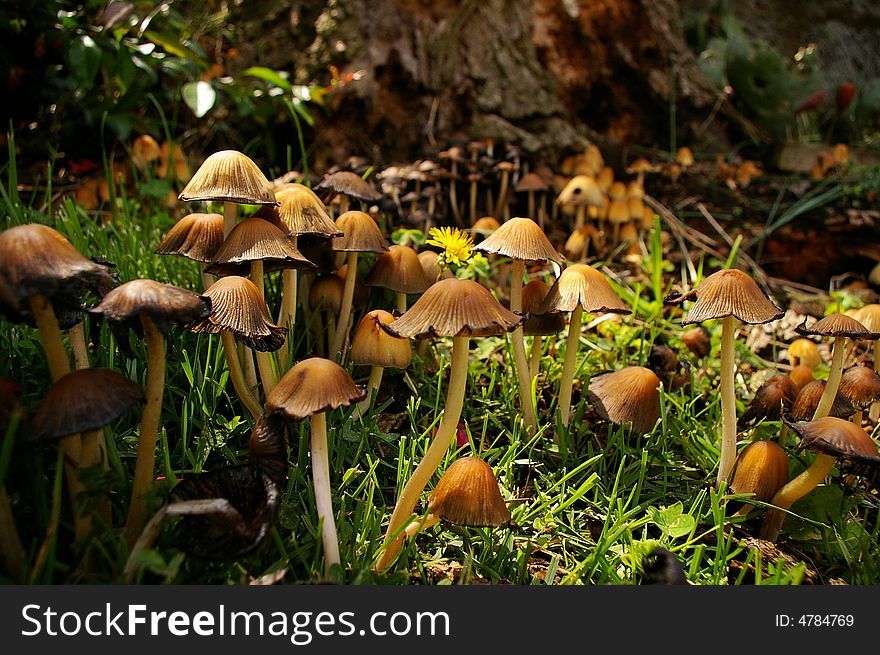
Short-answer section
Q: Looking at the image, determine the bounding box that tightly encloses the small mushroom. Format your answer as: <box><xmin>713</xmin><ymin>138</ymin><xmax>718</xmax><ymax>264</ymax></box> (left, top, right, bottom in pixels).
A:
<box><xmin>364</xmin><ymin>245</ymin><xmax>431</xmax><ymax>313</ymax></box>
<box><xmin>155</xmin><ymin>212</ymin><xmax>224</xmax><ymax>290</ymax></box>
<box><xmin>349</xmin><ymin>309</ymin><xmax>412</xmax><ymax>417</ymax></box>
<box><xmin>587</xmin><ymin>366</ymin><xmax>662</xmax><ymax>434</ymax></box>
<box><xmin>838</xmin><ymin>364</ymin><xmax>880</xmax><ymax>426</ymax></box>
<box><xmin>741</xmin><ymin>374</ymin><xmax>799</xmax><ymax>426</ymax></box>
<box><xmin>727</xmin><ymin>440</ymin><xmax>789</xmax><ymax>517</ymax></box>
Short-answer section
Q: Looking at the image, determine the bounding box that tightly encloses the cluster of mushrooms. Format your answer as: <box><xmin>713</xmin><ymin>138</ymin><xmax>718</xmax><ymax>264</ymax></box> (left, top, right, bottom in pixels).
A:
<box><xmin>1</xmin><ymin>139</ymin><xmax>878</xmax><ymax>584</ymax></box>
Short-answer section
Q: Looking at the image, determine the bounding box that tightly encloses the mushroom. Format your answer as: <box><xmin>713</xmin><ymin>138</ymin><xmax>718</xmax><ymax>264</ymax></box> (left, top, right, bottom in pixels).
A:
<box><xmin>514</xmin><ymin>172</ymin><xmax>550</xmax><ymax>227</ymax></box>
<box><xmin>188</xmin><ymin>275</ymin><xmax>286</xmax><ymax>414</ymax></box>
<box><xmin>474</xmin><ymin>217</ymin><xmax>563</xmax><ymax>436</ymax></box>
<box><xmin>587</xmin><ymin>366</ymin><xmax>662</xmax><ymax>434</ymax></box>
<box><xmin>375</xmin><ymin>277</ymin><xmax>522</xmax><ymax>570</ymax></box>
<box><xmin>786</xmin><ymin>337</ymin><xmax>821</xmax><ymax>369</ymax></box>
<box><xmin>178</xmin><ymin>149</ymin><xmax>279</xmax><ymax>237</ymax></box>
<box><xmin>740</xmin><ymin>373</ymin><xmax>799</xmax><ymax>426</ymax></box>
<box><xmin>154</xmin><ymin>212</ymin><xmax>224</xmax><ymax>290</ymax></box>
<box><xmin>309</xmin><ymin>274</ymin><xmax>345</xmax><ymax>357</ymax></box>
<box><xmin>760</xmin><ymin>416</ymin><xmax>880</xmax><ymax>541</ymax></box>
<box><xmin>727</xmin><ymin>440</ymin><xmax>789</xmax><ymax>517</ymax></box>
<box><xmin>91</xmin><ymin>279</ymin><xmax>211</xmax><ymax>546</ymax></box>
<box><xmin>328</xmin><ymin>210</ymin><xmax>389</xmax><ymax>360</ymax></box>
<box><xmin>539</xmin><ymin>263</ymin><xmax>631</xmax><ymax>429</ymax></box>
<box><xmin>315</xmin><ymin>170</ymin><xmax>382</xmax><ymax>216</ymax></box>
<box><xmin>265</xmin><ymin>357</ymin><xmax>366</xmax><ymax>576</ymax></box>
<box><xmin>852</xmin><ymin>304</ymin><xmax>880</xmax><ymax>419</ymax></box>
<box><xmin>521</xmin><ymin>279</ymin><xmax>564</xmax><ymax>381</ymax></box>
<box><xmin>665</xmin><ymin>269</ymin><xmax>783</xmax><ymax>489</ymax></box>
<box><xmin>349</xmin><ymin>309</ymin><xmax>412</xmax><ymax>417</ymax></box>
<box><xmin>838</xmin><ymin>364</ymin><xmax>880</xmax><ymax>426</ymax></box>
<box><xmin>555</xmin><ymin>175</ymin><xmax>605</xmax><ymax>232</ymax></box>
<box><xmin>364</xmin><ymin>245</ymin><xmax>431</xmax><ymax>313</ymax></box>
<box><xmin>790</xmin><ymin>379</ymin><xmax>854</xmax><ymax>422</ymax></box>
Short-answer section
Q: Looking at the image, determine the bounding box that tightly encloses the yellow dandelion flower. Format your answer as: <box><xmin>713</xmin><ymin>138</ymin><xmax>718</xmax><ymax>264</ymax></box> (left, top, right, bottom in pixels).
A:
<box><xmin>426</xmin><ymin>226</ymin><xmax>474</xmax><ymax>267</ymax></box>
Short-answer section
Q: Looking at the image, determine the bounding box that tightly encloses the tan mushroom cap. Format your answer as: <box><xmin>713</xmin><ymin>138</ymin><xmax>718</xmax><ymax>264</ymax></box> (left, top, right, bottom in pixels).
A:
<box><xmin>853</xmin><ymin>304</ymin><xmax>880</xmax><ymax>333</ymax></box>
<box><xmin>309</xmin><ymin>275</ymin><xmax>345</xmax><ymax>314</ymax></box>
<box><xmin>587</xmin><ymin>366</ymin><xmax>662</xmax><ymax>434</ymax></box>
<box><xmin>417</xmin><ymin>249</ymin><xmax>450</xmax><ymax>284</ymax></box>
<box><xmin>783</xmin><ymin>415</ymin><xmax>880</xmax><ymax>466</ymax></box>
<box><xmin>667</xmin><ymin>269</ymin><xmax>784</xmax><ymax>325</ymax></box>
<box><xmin>28</xmin><ymin>368</ymin><xmax>143</xmax><ymax>441</ymax></box>
<box><xmin>540</xmin><ymin>263</ymin><xmax>630</xmax><ymax>315</ymax></box>
<box><xmin>787</xmin><ymin>337</ymin><xmax>821</xmax><ymax>368</ymax></box>
<box><xmin>473</xmin><ymin>217</ymin><xmax>562</xmax><ymax>264</ymax></box>
<box><xmin>349</xmin><ymin>310</ymin><xmax>412</xmax><ymax>369</ymax></box>
<box><xmin>188</xmin><ymin>276</ymin><xmax>286</xmax><ymax>351</ymax></box>
<box><xmin>522</xmin><ymin>279</ymin><xmax>564</xmax><ymax>336</ymax></box>
<box><xmin>741</xmin><ymin>373</ymin><xmax>799</xmax><ymax>425</ymax></box>
<box><xmin>838</xmin><ymin>365</ymin><xmax>880</xmax><ymax>409</ymax></box>
<box><xmin>626</xmin><ymin>158</ymin><xmax>660</xmax><ymax>175</ymax></box>
<box><xmin>383</xmin><ymin>277</ymin><xmax>523</xmax><ymax>339</ymax></box>
<box><xmin>790</xmin><ymin>379</ymin><xmax>854</xmax><ymax>421</ymax></box>
<box><xmin>795</xmin><ymin>313</ymin><xmax>880</xmax><ymax>340</ymax></box>
<box><xmin>427</xmin><ymin>457</ymin><xmax>513</xmax><ymax>528</ymax></box>
<box><xmin>205</xmin><ymin>217</ymin><xmax>316</xmax><ymax>275</ymax></box>
<box><xmin>265</xmin><ymin>357</ymin><xmax>366</xmax><ymax>420</ymax></box>
<box><xmin>178</xmin><ymin>150</ymin><xmax>278</xmax><ymax>205</ymax></box>
<box><xmin>675</xmin><ymin>147</ymin><xmax>695</xmax><ymax>167</ymax></box>
<box><xmin>155</xmin><ymin>212</ymin><xmax>225</xmax><ymax>262</ymax></box>
<box><xmin>515</xmin><ymin>172</ymin><xmax>549</xmax><ymax>193</ymax></box>
<box><xmin>789</xmin><ymin>364</ymin><xmax>815</xmax><ymax>392</ymax></box>
<box><xmin>91</xmin><ymin>279</ymin><xmax>211</xmax><ymax>334</ymax></box>
<box><xmin>728</xmin><ymin>440</ymin><xmax>789</xmax><ymax>505</ymax></box>
<box><xmin>555</xmin><ymin>175</ymin><xmax>605</xmax><ymax>207</ymax></box>
<box><xmin>471</xmin><ymin>216</ymin><xmax>501</xmax><ymax>236</ymax></box>
<box><xmin>315</xmin><ymin>170</ymin><xmax>381</xmax><ymax>202</ymax></box>
<box><xmin>364</xmin><ymin>245</ymin><xmax>431</xmax><ymax>294</ymax></box>
<box><xmin>331</xmin><ymin>210</ymin><xmax>389</xmax><ymax>253</ymax></box>
<box><xmin>257</xmin><ymin>184</ymin><xmax>342</xmax><ymax>238</ymax></box>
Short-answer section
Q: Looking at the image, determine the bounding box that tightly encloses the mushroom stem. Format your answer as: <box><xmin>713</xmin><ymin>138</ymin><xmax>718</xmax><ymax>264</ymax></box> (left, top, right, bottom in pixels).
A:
<box><xmin>376</xmin><ymin>335</ymin><xmax>469</xmax><ymax>570</ymax></box>
<box><xmin>354</xmin><ymin>365</ymin><xmax>385</xmax><ymax>418</ymax></box>
<box><xmin>330</xmin><ymin>251</ymin><xmax>359</xmax><ymax>360</ymax></box>
<box><xmin>812</xmin><ymin>336</ymin><xmax>847</xmax><ymax>420</ymax></box>
<box><xmin>558</xmin><ymin>306</ymin><xmax>583</xmax><ymax>427</ymax></box>
<box><xmin>310</xmin><ymin>411</ymin><xmax>341</xmax><ymax>577</ymax></box>
<box><xmin>220</xmin><ymin>332</ymin><xmax>261</xmax><ymax>420</ymax></box>
<box><xmin>223</xmin><ymin>201</ymin><xmax>238</xmax><ymax>238</ymax></box>
<box><xmin>509</xmin><ymin>261</ymin><xmax>538</xmax><ymax>436</ymax></box>
<box><xmin>125</xmin><ymin>314</ymin><xmax>166</xmax><ymax>547</ymax></box>
<box><xmin>852</xmin><ymin>409</ymin><xmax>864</xmax><ymax>427</ymax></box>
<box><xmin>759</xmin><ymin>453</ymin><xmax>836</xmax><ymax>541</ymax></box>
<box><xmin>529</xmin><ymin>336</ymin><xmax>542</xmax><ymax>381</ymax></box>
<box><xmin>250</xmin><ymin>260</ymin><xmax>265</xmax><ymax>300</ymax></box>
<box><xmin>199</xmin><ymin>263</ymin><xmax>213</xmax><ymax>292</ymax></box>
<box><xmin>494</xmin><ymin>171</ymin><xmax>510</xmax><ymax>219</ymax></box>
<box><xmin>527</xmin><ymin>191</ymin><xmax>536</xmax><ymax>224</ymax></box>
<box><xmin>277</xmin><ymin>236</ymin><xmax>300</xmax><ymax>368</ymax></box>
<box><xmin>870</xmin><ymin>342</ymin><xmax>880</xmax><ymax>421</ymax></box>
<box><xmin>255</xmin><ymin>349</ymin><xmax>278</xmax><ymax>397</ymax></box>
<box><xmin>574</xmin><ymin>205</ymin><xmax>586</xmax><ymax>231</ymax></box>
<box><xmin>717</xmin><ymin>315</ymin><xmax>738</xmax><ymax>489</ymax></box>
<box><xmin>396</xmin><ymin>292</ymin><xmax>407</xmax><ymax>314</ymax></box>
<box><xmin>403</xmin><ymin>513</ymin><xmax>440</xmax><ymax>539</ymax></box>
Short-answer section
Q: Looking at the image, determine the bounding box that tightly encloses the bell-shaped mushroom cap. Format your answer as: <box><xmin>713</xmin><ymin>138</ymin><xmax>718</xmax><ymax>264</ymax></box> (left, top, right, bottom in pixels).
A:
<box><xmin>728</xmin><ymin>440</ymin><xmax>789</xmax><ymax>504</ymax></box>
<box><xmin>681</xmin><ymin>326</ymin><xmax>711</xmax><ymax>358</ymax></box>
<box><xmin>383</xmin><ymin>277</ymin><xmax>523</xmax><ymax>339</ymax></box>
<box><xmin>787</xmin><ymin>337</ymin><xmax>822</xmax><ymax>369</ymax></box>
<box><xmin>853</xmin><ymin>304</ymin><xmax>880</xmax><ymax>333</ymax></box>
<box><xmin>789</xmin><ymin>364</ymin><xmax>814</xmax><ymax>392</ymax></box>
<box><xmin>783</xmin><ymin>415</ymin><xmax>880</xmax><ymax>467</ymax></box>
<box><xmin>417</xmin><ymin>249</ymin><xmax>450</xmax><ymax>285</ymax></box>
<box><xmin>27</xmin><ymin>368</ymin><xmax>143</xmax><ymax>441</ymax></box>
<box><xmin>349</xmin><ymin>310</ymin><xmax>412</xmax><ymax>369</ymax></box>
<box><xmin>587</xmin><ymin>366</ymin><xmax>662</xmax><ymax>434</ymax></box>
<box><xmin>265</xmin><ymin>357</ymin><xmax>366</xmax><ymax>420</ymax></box>
<box><xmin>540</xmin><ymin>263</ymin><xmax>630</xmax><ymax>315</ymax></box>
<box><xmin>555</xmin><ymin>175</ymin><xmax>605</xmax><ymax>207</ymax></box>
<box><xmin>204</xmin><ymin>217</ymin><xmax>316</xmax><ymax>276</ymax></box>
<box><xmin>309</xmin><ymin>274</ymin><xmax>345</xmax><ymax>314</ymax></box>
<box><xmin>0</xmin><ymin>223</ymin><xmax>116</xmax><ymax>310</ymax></box>
<box><xmin>471</xmin><ymin>216</ymin><xmax>501</xmax><ymax>237</ymax></box>
<box><xmin>169</xmin><ymin>463</ymin><xmax>281</xmax><ymax>560</ymax></box>
<box><xmin>521</xmin><ymin>279</ymin><xmax>564</xmax><ymax>336</ymax></box>
<box><xmin>364</xmin><ymin>245</ymin><xmax>431</xmax><ymax>294</ymax></box>
<box><xmin>188</xmin><ymin>276</ymin><xmax>286</xmax><ymax>351</ymax></box>
<box><xmin>790</xmin><ymin>379</ymin><xmax>855</xmax><ymax>421</ymax></box>
<box><xmin>258</xmin><ymin>184</ymin><xmax>342</xmax><ymax>238</ymax></box>
<box><xmin>741</xmin><ymin>373</ymin><xmax>799</xmax><ymax>425</ymax></box>
<box><xmin>178</xmin><ymin>150</ymin><xmax>278</xmax><ymax>206</ymax></box>
<box><xmin>91</xmin><ymin>279</ymin><xmax>211</xmax><ymax>335</ymax></box>
<box><xmin>666</xmin><ymin>269</ymin><xmax>783</xmax><ymax>325</ymax></box>
<box><xmin>155</xmin><ymin>213</ymin><xmax>225</xmax><ymax>262</ymax></box>
<box><xmin>315</xmin><ymin>170</ymin><xmax>382</xmax><ymax>203</ymax></box>
<box><xmin>427</xmin><ymin>457</ymin><xmax>513</xmax><ymax>528</ymax></box>
<box><xmin>515</xmin><ymin>172</ymin><xmax>550</xmax><ymax>193</ymax></box>
<box><xmin>331</xmin><ymin>210</ymin><xmax>388</xmax><ymax>253</ymax></box>
<box><xmin>838</xmin><ymin>365</ymin><xmax>880</xmax><ymax>409</ymax></box>
<box><xmin>473</xmin><ymin>217</ymin><xmax>562</xmax><ymax>264</ymax></box>
<box><xmin>794</xmin><ymin>313</ymin><xmax>880</xmax><ymax>340</ymax></box>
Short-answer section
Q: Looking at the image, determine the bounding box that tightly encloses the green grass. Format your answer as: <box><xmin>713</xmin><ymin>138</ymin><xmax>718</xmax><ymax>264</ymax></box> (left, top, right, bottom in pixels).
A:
<box><xmin>1</xmin><ymin>154</ymin><xmax>879</xmax><ymax>587</ymax></box>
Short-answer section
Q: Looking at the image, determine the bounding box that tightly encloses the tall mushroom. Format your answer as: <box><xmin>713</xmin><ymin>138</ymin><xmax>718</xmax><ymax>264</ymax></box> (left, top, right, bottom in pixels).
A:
<box><xmin>155</xmin><ymin>212</ymin><xmax>224</xmax><ymax>290</ymax></box>
<box><xmin>665</xmin><ymin>269</ymin><xmax>784</xmax><ymax>489</ymax></box>
<box><xmin>364</xmin><ymin>244</ymin><xmax>431</xmax><ymax>313</ymax></box>
<box><xmin>375</xmin><ymin>277</ymin><xmax>522</xmax><ymax>570</ymax></box>
<box><xmin>91</xmin><ymin>279</ymin><xmax>211</xmax><ymax>546</ymax></box>
<box><xmin>264</xmin><ymin>357</ymin><xmax>365</xmax><ymax>577</ymax></box>
<box><xmin>349</xmin><ymin>309</ymin><xmax>411</xmax><ymax>417</ymax></box>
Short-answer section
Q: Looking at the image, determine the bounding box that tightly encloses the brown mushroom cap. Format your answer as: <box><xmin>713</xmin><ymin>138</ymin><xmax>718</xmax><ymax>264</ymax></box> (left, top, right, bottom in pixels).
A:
<box><xmin>514</xmin><ymin>172</ymin><xmax>549</xmax><ymax>193</ymax></box>
<box><xmin>787</xmin><ymin>338</ymin><xmax>822</xmax><ymax>369</ymax></box>
<box><xmin>540</xmin><ymin>263</ymin><xmax>630</xmax><ymax>315</ymax></box>
<box><xmin>427</xmin><ymin>457</ymin><xmax>513</xmax><ymax>528</ymax></box>
<box><xmin>587</xmin><ymin>366</ymin><xmax>662</xmax><ymax>434</ymax></box>
<box><xmin>741</xmin><ymin>374</ymin><xmax>799</xmax><ymax>425</ymax></box>
<box><xmin>266</xmin><ymin>357</ymin><xmax>365</xmax><ymax>420</ymax></box>
<box><xmin>155</xmin><ymin>213</ymin><xmax>225</xmax><ymax>262</ymax></box>
<box><xmin>315</xmin><ymin>170</ymin><xmax>381</xmax><ymax>203</ymax></box>
<box><xmin>383</xmin><ymin>277</ymin><xmax>523</xmax><ymax>339</ymax></box>
<box><xmin>309</xmin><ymin>274</ymin><xmax>345</xmax><ymax>314</ymax></box>
<box><xmin>681</xmin><ymin>326</ymin><xmax>711</xmax><ymax>358</ymax></box>
<box><xmin>364</xmin><ymin>245</ymin><xmax>431</xmax><ymax>294</ymax></box>
<box><xmin>789</xmin><ymin>364</ymin><xmax>815</xmax><ymax>392</ymax></box>
<box><xmin>331</xmin><ymin>210</ymin><xmax>389</xmax><ymax>253</ymax></box>
<box><xmin>794</xmin><ymin>313</ymin><xmax>880</xmax><ymax>340</ymax></box>
<box><xmin>91</xmin><ymin>278</ymin><xmax>211</xmax><ymax>335</ymax></box>
<box><xmin>204</xmin><ymin>217</ymin><xmax>316</xmax><ymax>276</ymax></box>
<box><xmin>188</xmin><ymin>276</ymin><xmax>286</xmax><ymax>351</ymax></box>
<box><xmin>473</xmin><ymin>217</ymin><xmax>562</xmax><ymax>264</ymax></box>
<box><xmin>838</xmin><ymin>365</ymin><xmax>880</xmax><ymax>409</ymax></box>
<box><xmin>853</xmin><ymin>304</ymin><xmax>880</xmax><ymax>333</ymax></box>
<box><xmin>349</xmin><ymin>309</ymin><xmax>412</xmax><ymax>369</ymax></box>
<box><xmin>521</xmin><ymin>279</ymin><xmax>564</xmax><ymax>336</ymax></box>
<box><xmin>790</xmin><ymin>379</ymin><xmax>855</xmax><ymax>421</ymax></box>
<box><xmin>666</xmin><ymin>269</ymin><xmax>783</xmax><ymax>325</ymax></box>
<box><xmin>257</xmin><ymin>184</ymin><xmax>342</xmax><ymax>238</ymax></box>
<box><xmin>178</xmin><ymin>150</ymin><xmax>278</xmax><ymax>205</ymax></box>
<box><xmin>728</xmin><ymin>440</ymin><xmax>789</xmax><ymax>505</ymax></box>
<box><xmin>27</xmin><ymin>368</ymin><xmax>143</xmax><ymax>441</ymax></box>
<box><xmin>783</xmin><ymin>415</ymin><xmax>880</xmax><ymax>467</ymax></box>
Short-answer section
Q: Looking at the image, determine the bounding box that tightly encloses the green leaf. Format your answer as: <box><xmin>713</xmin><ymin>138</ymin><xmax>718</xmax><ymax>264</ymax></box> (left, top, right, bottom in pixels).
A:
<box><xmin>647</xmin><ymin>502</ymin><xmax>696</xmax><ymax>539</ymax></box>
<box><xmin>182</xmin><ymin>80</ymin><xmax>216</xmax><ymax>118</ymax></box>
<box><xmin>241</xmin><ymin>66</ymin><xmax>292</xmax><ymax>91</ymax></box>
<box><xmin>68</xmin><ymin>35</ymin><xmax>102</xmax><ymax>89</ymax></box>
